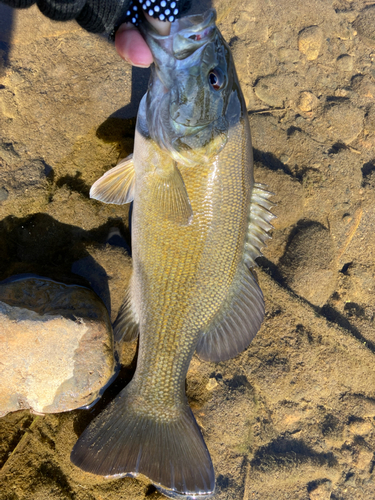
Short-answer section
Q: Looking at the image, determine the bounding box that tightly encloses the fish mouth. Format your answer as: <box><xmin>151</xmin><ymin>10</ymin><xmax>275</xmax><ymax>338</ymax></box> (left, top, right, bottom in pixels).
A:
<box><xmin>142</xmin><ymin>9</ymin><xmax>217</xmax><ymax>60</ymax></box>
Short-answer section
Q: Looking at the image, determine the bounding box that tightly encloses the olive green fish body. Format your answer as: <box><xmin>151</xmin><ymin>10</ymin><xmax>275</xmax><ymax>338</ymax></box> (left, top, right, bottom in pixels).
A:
<box><xmin>71</xmin><ymin>10</ymin><xmax>273</xmax><ymax>499</ymax></box>
<box><xmin>131</xmin><ymin>118</ymin><xmax>253</xmax><ymax>396</ymax></box>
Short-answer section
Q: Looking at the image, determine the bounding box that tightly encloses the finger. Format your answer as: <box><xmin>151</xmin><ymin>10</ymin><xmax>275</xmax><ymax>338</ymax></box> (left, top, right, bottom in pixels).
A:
<box><xmin>115</xmin><ymin>23</ymin><xmax>153</xmax><ymax>68</ymax></box>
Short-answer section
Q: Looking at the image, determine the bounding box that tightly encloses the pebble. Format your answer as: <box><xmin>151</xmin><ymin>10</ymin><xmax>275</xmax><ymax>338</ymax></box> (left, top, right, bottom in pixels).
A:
<box><xmin>297</xmin><ymin>91</ymin><xmax>319</xmax><ymax>112</ymax></box>
<box><xmin>355</xmin><ymin>6</ymin><xmax>375</xmax><ymax>48</ymax></box>
<box><xmin>309</xmin><ymin>481</ymin><xmax>332</xmax><ymax>500</ymax></box>
<box><xmin>0</xmin><ymin>187</ymin><xmax>8</xmax><ymax>201</ymax></box>
<box><xmin>298</xmin><ymin>26</ymin><xmax>323</xmax><ymax>61</ymax></box>
<box><xmin>324</xmin><ymin>103</ymin><xmax>364</xmax><ymax>144</ymax></box>
<box><xmin>254</xmin><ymin>76</ymin><xmax>284</xmax><ymax>107</ymax></box>
<box><xmin>206</xmin><ymin>378</ymin><xmax>219</xmax><ymax>391</ymax></box>
<box><xmin>365</xmin><ymin>107</ymin><xmax>375</xmax><ymax>133</ymax></box>
<box><xmin>336</xmin><ymin>54</ymin><xmax>353</xmax><ymax>72</ymax></box>
<box><xmin>0</xmin><ymin>275</ymin><xmax>116</xmax><ymax>417</ymax></box>
<box><xmin>254</xmin><ymin>74</ymin><xmax>300</xmax><ymax>107</ymax></box>
<box><xmin>352</xmin><ymin>76</ymin><xmax>375</xmax><ymax>100</ymax></box>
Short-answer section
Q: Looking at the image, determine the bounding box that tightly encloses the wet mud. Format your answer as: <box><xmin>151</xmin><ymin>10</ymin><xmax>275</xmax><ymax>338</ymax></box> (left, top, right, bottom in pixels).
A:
<box><xmin>1</xmin><ymin>0</ymin><xmax>375</xmax><ymax>499</ymax></box>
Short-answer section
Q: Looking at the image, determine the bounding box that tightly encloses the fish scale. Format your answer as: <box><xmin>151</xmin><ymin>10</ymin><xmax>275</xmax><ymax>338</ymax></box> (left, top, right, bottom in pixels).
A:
<box><xmin>71</xmin><ymin>9</ymin><xmax>274</xmax><ymax>499</ymax></box>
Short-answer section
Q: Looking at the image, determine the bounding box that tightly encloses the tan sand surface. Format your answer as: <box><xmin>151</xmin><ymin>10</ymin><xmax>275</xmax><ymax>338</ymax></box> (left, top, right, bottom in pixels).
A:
<box><xmin>0</xmin><ymin>0</ymin><xmax>375</xmax><ymax>498</ymax></box>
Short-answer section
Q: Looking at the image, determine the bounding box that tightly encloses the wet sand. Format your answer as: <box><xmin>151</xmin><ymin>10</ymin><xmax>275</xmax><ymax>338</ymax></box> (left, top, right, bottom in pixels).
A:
<box><xmin>1</xmin><ymin>0</ymin><xmax>375</xmax><ymax>498</ymax></box>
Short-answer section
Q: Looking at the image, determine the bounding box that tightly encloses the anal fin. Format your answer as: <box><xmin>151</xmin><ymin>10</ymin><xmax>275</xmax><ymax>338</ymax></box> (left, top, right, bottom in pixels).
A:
<box><xmin>113</xmin><ymin>283</ymin><xmax>139</xmax><ymax>343</ymax></box>
<box><xmin>90</xmin><ymin>154</ymin><xmax>135</xmax><ymax>205</ymax></box>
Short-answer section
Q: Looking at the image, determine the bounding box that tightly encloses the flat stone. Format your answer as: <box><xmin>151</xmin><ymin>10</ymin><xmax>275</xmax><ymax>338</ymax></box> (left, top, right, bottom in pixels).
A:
<box><xmin>336</xmin><ymin>54</ymin><xmax>353</xmax><ymax>72</ymax></box>
<box><xmin>298</xmin><ymin>25</ymin><xmax>323</xmax><ymax>61</ymax></box>
<box><xmin>324</xmin><ymin>103</ymin><xmax>364</xmax><ymax>144</ymax></box>
<box><xmin>254</xmin><ymin>74</ymin><xmax>301</xmax><ymax>107</ymax></box>
<box><xmin>0</xmin><ymin>187</ymin><xmax>8</xmax><ymax>201</ymax></box>
<box><xmin>0</xmin><ymin>276</ymin><xmax>115</xmax><ymax>417</ymax></box>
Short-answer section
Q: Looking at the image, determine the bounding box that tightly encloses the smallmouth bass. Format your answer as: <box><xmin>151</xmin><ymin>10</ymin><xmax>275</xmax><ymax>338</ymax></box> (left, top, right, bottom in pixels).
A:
<box><xmin>71</xmin><ymin>9</ymin><xmax>274</xmax><ymax>499</ymax></box>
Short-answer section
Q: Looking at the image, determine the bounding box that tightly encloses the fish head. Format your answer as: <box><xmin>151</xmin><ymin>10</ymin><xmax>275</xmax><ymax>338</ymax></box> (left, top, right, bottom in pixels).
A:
<box><xmin>140</xmin><ymin>9</ymin><xmax>244</xmax><ymax>166</ymax></box>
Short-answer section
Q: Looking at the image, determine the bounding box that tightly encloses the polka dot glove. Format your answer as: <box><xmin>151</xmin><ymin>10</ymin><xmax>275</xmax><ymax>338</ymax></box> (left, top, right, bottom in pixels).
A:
<box><xmin>124</xmin><ymin>0</ymin><xmax>181</xmax><ymax>25</ymax></box>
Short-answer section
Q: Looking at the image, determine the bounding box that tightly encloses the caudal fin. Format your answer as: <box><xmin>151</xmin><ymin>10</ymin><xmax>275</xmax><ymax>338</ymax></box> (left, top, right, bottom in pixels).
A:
<box><xmin>71</xmin><ymin>384</ymin><xmax>215</xmax><ymax>499</ymax></box>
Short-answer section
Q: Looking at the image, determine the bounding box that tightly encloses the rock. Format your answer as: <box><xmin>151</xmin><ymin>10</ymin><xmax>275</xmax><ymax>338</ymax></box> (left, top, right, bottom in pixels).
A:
<box><xmin>254</xmin><ymin>74</ymin><xmax>301</xmax><ymax>107</ymax></box>
<box><xmin>297</xmin><ymin>91</ymin><xmax>319</xmax><ymax>112</ymax></box>
<box><xmin>312</xmin><ymin>103</ymin><xmax>364</xmax><ymax>144</ymax></box>
<box><xmin>309</xmin><ymin>481</ymin><xmax>332</xmax><ymax>500</ymax></box>
<box><xmin>0</xmin><ymin>275</ymin><xmax>115</xmax><ymax>417</ymax></box>
<box><xmin>0</xmin><ymin>158</ymin><xmax>51</xmax><ymax>199</ymax></box>
<box><xmin>324</xmin><ymin>104</ymin><xmax>364</xmax><ymax>144</ymax></box>
<box><xmin>254</xmin><ymin>76</ymin><xmax>284</xmax><ymax>107</ymax></box>
<box><xmin>355</xmin><ymin>6</ymin><xmax>375</xmax><ymax>48</ymax></box>
<box><xmin>336</xmin><ymin>54</ymin><xmax>353</xmax><ymax>72</ymax></box>
<box><xmin>0</xmin><ymin>187</ymin><xmax>8</xmax><ymax>201</ymax></box>
<box><xmin>298</xmin><ymin>26</ymin><xmax>323</xmax><ymax>61</ymax></box>
<box><xmin>279</xmin><ymin>222</ymin><xmax>336</xmax><ymax>306</ymax></box>
<box><xmin>352</xmin><ymin>75</ymin><xmax>375</xmax><ymax>100</ymax></box>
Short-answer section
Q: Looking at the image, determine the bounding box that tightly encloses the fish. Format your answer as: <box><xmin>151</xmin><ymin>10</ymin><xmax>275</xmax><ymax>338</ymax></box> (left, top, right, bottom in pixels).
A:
<box><xmin>71</xmin><ymin>9</ymin><xmax>274</xmax><ymax>499</ymax></box>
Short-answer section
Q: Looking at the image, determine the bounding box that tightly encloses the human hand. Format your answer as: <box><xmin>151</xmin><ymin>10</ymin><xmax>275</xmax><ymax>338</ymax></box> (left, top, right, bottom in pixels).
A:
<box><xmin>115</xmin><ymin>16</ymin><xmax>171</xmax><ymax>68</ymax></box>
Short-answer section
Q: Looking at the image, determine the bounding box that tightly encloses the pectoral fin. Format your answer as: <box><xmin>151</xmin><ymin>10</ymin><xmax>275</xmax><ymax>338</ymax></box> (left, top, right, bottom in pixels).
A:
<box><xmin>90</xmin><ymin>155</ymin><xmax>135</xmax><ymax>205</ymax></box>
<box><xmin>152</xmin><ymin>165</ymin><xmax>193</xmax><ymax>226</ymax></box>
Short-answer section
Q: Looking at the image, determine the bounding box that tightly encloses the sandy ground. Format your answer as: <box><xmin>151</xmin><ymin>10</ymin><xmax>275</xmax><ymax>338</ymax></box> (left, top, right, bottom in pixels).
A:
<box><xmin>1</xmin><ymin>0</ymin><xmax>375</xmax><ymax>499</ymax></box>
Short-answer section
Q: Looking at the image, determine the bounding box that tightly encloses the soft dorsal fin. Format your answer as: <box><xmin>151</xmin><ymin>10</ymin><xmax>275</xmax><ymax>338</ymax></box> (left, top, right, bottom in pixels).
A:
<box><xmin>196</xmin><ymin>183</ymin><xmax>274</xmax><ymax>362</ymax></box>
<box><xmin>90</xmin><ymin>155</ymin><xmax>135</xmax><ymax>205</ymax></box>
<box><xmin>196</xmin><ymin>265</ymin><xmax>265</xmax><ymax>362</ymax></box>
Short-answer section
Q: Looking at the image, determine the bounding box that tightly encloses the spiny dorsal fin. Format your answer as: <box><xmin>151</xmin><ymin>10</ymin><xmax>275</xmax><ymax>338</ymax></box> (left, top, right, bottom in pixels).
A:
<box><xmin>196</xmin><ymin>265</ymin><xmax>265</xmax><ymax>362</ymax></box>
<box><xmin>113</xmin><ymin>284</ymin><xmax>139</xmax><ymax>343</ymax></box>
<box><xmin>152</xmin><ymin>165</ymin><xmax>193</xmax><ymax>226</ymax></box>
<box><xmin>90</xmin><ymin>155</ymin><xmax>135</xmax><ymax>205</ymax></box>
<box><xmin>244</xmin><ymin>183</ymin><xmax>275</xmax><ymax>269</ymax></box>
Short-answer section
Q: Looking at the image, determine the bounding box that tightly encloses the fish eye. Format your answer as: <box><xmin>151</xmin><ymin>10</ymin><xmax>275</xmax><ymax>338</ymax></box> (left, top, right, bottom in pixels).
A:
<box><xmin>208</xmin><ymin>68</ymin><xmax>225</xmax><ymax>91</ymax></box>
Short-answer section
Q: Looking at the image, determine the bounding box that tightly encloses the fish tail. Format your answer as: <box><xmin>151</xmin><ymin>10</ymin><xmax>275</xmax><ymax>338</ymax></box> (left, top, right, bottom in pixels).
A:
<box><xmin>71</xmin><ymin>383</ymin><xmax>215</xmax><ymax>498</ymax></box>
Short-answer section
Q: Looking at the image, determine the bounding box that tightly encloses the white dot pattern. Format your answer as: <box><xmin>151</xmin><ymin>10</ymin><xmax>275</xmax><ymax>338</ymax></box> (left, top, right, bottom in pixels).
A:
<box><xmin>123</xmin><ymin>0</ymin><xmax>179</xmax><ymax>25</ymax></box>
